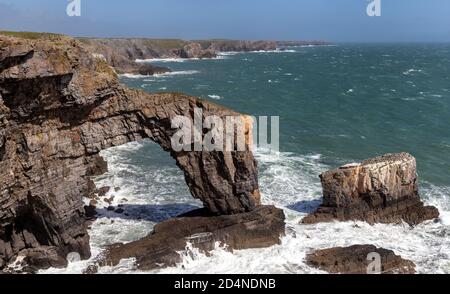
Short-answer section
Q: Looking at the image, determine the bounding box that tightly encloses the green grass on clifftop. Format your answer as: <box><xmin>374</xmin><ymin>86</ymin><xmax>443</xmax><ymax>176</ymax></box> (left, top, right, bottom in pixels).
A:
<box><xmin>0</xmin><ymin>31</ymin><xmax>64</xmax><ymax>40</ymax></box>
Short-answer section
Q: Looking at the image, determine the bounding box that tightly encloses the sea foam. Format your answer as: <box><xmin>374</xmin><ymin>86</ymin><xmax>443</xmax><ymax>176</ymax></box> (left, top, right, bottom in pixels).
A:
<box><xmin>39</xmin><ymin>142</ymin><xmax>450</xmax><ymax>274</ymax></box>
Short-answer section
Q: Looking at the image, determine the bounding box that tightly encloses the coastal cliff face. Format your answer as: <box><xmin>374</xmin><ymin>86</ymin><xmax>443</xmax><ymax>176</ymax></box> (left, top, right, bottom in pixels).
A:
<box><xmin>0</xmin><ymin>34</ymin><xmax>282</xmax><ymax>271</ymax></box>
<box><xmin>303</xmin><ymin>153</ymin><xmax>439</xmax><ymax>225</ymax></box>
<box><xmin>197</xmin><ymin>40</ymin><xmax>277</xmax><ymax>52</ymax></box>
<box><xmin>80</xmin><ymin>38</ymin><xmax>278</xmax><ymax>74</ymax></box>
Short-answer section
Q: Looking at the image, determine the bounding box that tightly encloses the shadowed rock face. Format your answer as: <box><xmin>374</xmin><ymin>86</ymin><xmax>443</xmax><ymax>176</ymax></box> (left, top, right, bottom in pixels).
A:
<box><xmin>86</xmin><ymin>205</ymin><xmax>285</xmax><ymax>272</ymax></box>
<box><xmin>0</xmin><ymin>35</ymin><xmax>273</xmax><ymax>271</ymax></box>
<box><xmin>306</xmin><ymin>245</ymin><xmax>416</xmax><ymax>274</ymax></box>
<box><xmin>303</xmin><ymin>153</ymin><xmax>439</xmax><ymax>225</ymax></box>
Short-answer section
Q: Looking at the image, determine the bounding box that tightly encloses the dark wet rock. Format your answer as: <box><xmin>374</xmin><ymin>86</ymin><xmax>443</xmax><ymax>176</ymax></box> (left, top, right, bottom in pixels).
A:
<box><xmin>22</xmin><ymin>247</ymin><xmax>68</xmax><ymax>271</ymax></box>
<box><xmin>107</xmin><ymin>206</ymin><xmax>116</xmax><ymax>212</ymax></box>
<box><xmin>0</xmin><ymin>34</ymin><xmax>267</xmax><ymax>270</ymax></box>
<box><xmin>306</xmin><ymin>245</ymin><xmax>416</xmax><ymax>274</ymax></box>
<box><xmin>83</xmin><ymin>264</ymin><xmax>98</xmax><ymax>275</ymax></box>
<box><xmin>97</xmin><ymin>187</ymin><xmax>111</xmax><ymax>197</ymax></box>
<box><xmin>94</xmin><ymin>205</ymin><xmax>285</xmax><ymax>271</ymax></box>
<box><xmin>303</xmin><ymin>153</ymin><xmax>439</xmax><ymax>225</ymax></box>
<box><xmin>114</xmin><ymin>208</ymin><xmax>124</xmax><ymax>214</ymax></box>
<box><xmin>86</xmin><ymin>154</ymin><xmax>108</xmax><ymax>176</ymax></box>
<box><xmin>84</xmin><ymin>205</ymin><xmax>97</xmax><ymax>219</ymax></box>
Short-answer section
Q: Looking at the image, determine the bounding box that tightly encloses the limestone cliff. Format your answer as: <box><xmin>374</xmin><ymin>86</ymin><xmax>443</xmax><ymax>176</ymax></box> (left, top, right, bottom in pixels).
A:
<box><xmin>303</xmin><ymin>153</ymin><xmax>439</xmax><ymax>225</ymax></box>
<box><xmin>79</xmin><ymin>38</ymin><xmax>278</xmax><ymax>74</ymax></box>
<box><xmin>0</xmin><ymin>34</ymin><xmax>283</xmax><ymax>271</ymax></box>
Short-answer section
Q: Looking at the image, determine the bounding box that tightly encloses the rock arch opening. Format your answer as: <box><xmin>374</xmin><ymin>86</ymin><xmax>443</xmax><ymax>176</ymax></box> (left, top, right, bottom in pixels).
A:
<box><xmin>89</xmin><ymin>139</ymin><xmax>202</xmax><ymax>224</ymax></box>
<box><xmin>0</xmin><ymin>35</ymin><xmax>284</xmax><ymax>272</ymax></box>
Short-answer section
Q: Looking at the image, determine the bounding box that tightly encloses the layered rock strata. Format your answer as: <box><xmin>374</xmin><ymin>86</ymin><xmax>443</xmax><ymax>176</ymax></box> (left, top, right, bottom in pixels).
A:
<box><xmin>80</xmin><ymin>39</ymin><xmax>278</xmax><ymax>74</ymax></box>
<box><xmin>306</xmin><ymin>245</ymin><xmax>416</xmax><ymax>274</ymax></box>
<box><xmin>85</xmin><ymin>205</ymin><xmax>285</xmax><ymax>272</ymax></box>
<box><xmin>0</xmin><ymin>34</ymin><xmax>282</xmax><ymax>271</ymax></box>
<box><xmin>303</xmin><ymin>153</ymin><xmax>439</xmax><ymax>225</ymax></box>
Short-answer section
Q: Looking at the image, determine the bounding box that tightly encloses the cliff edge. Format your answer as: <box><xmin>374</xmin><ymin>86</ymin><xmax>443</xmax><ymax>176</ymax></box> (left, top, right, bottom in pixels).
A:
<box><xmin>0</xmin><ymin>34</ymin><xmax>284</xmax><ymax>271</ymax></box>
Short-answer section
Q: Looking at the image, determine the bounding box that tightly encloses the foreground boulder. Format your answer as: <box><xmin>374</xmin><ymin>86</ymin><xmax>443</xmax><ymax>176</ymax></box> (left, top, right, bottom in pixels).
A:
<box><xmin>0</xmin><ymin>34</ymin><xmax>271</xmax><ymax>271</ymax></box>
<box><xmin>303</xmin><ymin>153</ymin><xmax>439</xmax><ymax>225</ymax></box>
<box><xmin>86</xmin><ymin>205</ymin><xmax>285</xmax><ymax>272</ymax></box>
<box><xmin>306</xmin><ymin>245</ymin><xmax>416</xmax><ymax>274</ymax></box>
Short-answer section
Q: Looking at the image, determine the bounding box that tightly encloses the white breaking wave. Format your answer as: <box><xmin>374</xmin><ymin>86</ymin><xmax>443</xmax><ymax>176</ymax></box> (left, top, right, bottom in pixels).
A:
<box><xmin>154</xmin><ymin>70</ymin><xmax>200</xmax><ymax>77</ymax></box>
<box><xmin>403</xmin><ymin>68</ymin><xmax>423</xmax><ymax>75</ymax></box>
<box><xmin>119</xmin><ymin>73</ymin><xmax>153</xmax><ymax>79</ymax></box>
<box><xmin>136</xmin><ymin>58</ymin><xmax>188</xmax><ymax>63</ymax></box>
<box><xmin>218</xmin><ymin>49</ymin><xmax>297</xmax><ymax>55</ymax></box>
<box><xmin>120</xmin><ymin>70</ymin><xmax>199</xmax><ymax>79</ymax></box>
<box><xmin>207</xmin><ymin>94</ymin><xmax>222</xmax><ymax>100</ymax></box>
<box><xmin>136</xmin><ymin>56</ymin><xmax>228</xmax><ymax>63</ymax></box>
<box><xmin>40</xmin><ymin>142</ymin><xmax>450</xmax><ymax>274</ymax></box>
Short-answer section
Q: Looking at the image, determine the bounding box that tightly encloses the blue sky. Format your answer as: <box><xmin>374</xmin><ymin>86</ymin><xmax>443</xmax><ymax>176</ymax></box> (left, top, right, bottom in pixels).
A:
<box><xmin>0</xmin><ymin>0</ymin><xmax>449</xmax><ymax>42</ymax></box>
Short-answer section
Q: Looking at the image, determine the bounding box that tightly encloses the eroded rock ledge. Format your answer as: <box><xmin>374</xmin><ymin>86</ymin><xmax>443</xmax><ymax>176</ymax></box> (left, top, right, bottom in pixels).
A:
<box><xmin>0</xmin><ymin>34</ymin><xmax>284</xmax><ymax>271</ymax></box>
<box><xmin>84</xmin><ymin>205</ymin><xmax>285</xmax><ymax>272</ymax></box>
<box><xmin>306</xmin><ymin>245</ymin><xmax>416</xmax><ymax>274</ymax></box>
<box><xmin>303</xmin><ymin>153</ymin><xmax>439</xmax><ymax>225</ymax></box>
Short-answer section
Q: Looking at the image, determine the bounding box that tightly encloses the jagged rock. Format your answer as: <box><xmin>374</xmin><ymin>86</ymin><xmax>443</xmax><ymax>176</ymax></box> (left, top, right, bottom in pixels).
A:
<box><xmin>93</xmin><ymin>205</ymin><xmax>285</xmax><ymax>271</ymax></box>
<box><xmin>303</xmin><ymin>153</ymin><xmax>439</xmax><ymax>225</ymax></box>
<box><xmin>81</xmin><ymin>40</ymin><xmax>170</xmax><ymax>75</ymax></box>
<box><xmin>178</xmin><ymin>43</ymin><xmax>216</xmax><ymax>59</ymax></box>
<box><xmin>114</xmin><ymin>208</ymin><xmax>124</xmax><ymax>214</ymax></box>
<box><xmin>86</xmin><ymin>154</ymin><xmax>108</xmax><ymax>176</ymax></box>
<box><xmin>80</xmin><ymin>39</ymin><xmax>280</xmax><ymax>74</ymax></box>
<box><xmin>84</xmin><ymin>205</ymin><xmax>97</xmax><ymax>219</ymax></box>
<box><xmin>199</xmin><ymin>40</ymin><xmax>277</xmax><ymax>52</ymax></box>
<box><xmin>0</xmin><ymin>34</ymin><xmax>267</xmax><ymax>270</ymax></box>
<box><xmin>97</xmin><ymin>187</ymin><xmax>111</xmax><ymax>197</ymax></box>
<box><xmin>306</xmin><ymin>245</ymin><xmax>416</xmax><ymax>274</ymax></box>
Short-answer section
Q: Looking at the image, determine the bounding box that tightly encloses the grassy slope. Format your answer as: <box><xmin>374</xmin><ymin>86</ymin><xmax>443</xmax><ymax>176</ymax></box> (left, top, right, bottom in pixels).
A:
<box><xmin>0</xmin><ymin>30</ymin><xmax>64</xmax><ymax>40</ymax></box>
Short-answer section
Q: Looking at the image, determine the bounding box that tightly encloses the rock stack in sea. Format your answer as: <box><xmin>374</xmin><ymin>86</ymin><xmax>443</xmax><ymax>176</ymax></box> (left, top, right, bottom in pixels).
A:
<box><xmin>303</xmin><ymin>153</ymin><xmax>439</xmax><ymax>225</ymax></box>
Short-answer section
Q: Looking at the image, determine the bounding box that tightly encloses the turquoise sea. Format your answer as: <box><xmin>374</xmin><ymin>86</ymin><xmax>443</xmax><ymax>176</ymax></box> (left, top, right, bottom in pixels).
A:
<box><xmin>43</xmin><ymin>44</ymin><xmax>450</xmax><ymax>274</ymax></box>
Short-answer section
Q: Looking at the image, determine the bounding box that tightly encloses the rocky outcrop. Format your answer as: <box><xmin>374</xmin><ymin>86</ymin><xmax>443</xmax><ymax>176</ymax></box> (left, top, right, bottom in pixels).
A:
<box><xmin>306</xmin><ymin>245</ymin><xmax>416</xmax><ymax>274</ymax></box>
<box><xmin>96</xmin><ymin>52</ymin><xmax>169</xmax><ymax>76</ymax></box>
<box><xmin>81</xmin><ymin>39</ymin><xmax>279</xmax><ymax>62</ymax></box>
<box><xmin>80</xmin><ymin>39</ymin><xmax>280</xmax><ymax>74</ymax></box>
<box><xmin>303</xmin><ymin>153</ymin><xmax>439</xmax><ymax>225</ymax></box>
<box><xmin>80</xmin><ymin>38</ymin><xmax>217</xmax><ymax>73</ymax></box>
<box><xmin>197</xmin><ymin>40</ymin><xmax>277</xmax><ymax>52</ymax></box>
<box><xmin>86</xmin><ymin>205</ymin><xmax>284</xmax><ymax>272</ymax></box>
<box><xmin>178</xmin><ymin>43</ymin><xmax>216</xmax><ymax>59</ymax></box>
<box><xmin>80</xmin><ymin>39</ymin><xmax>171</xmax><ymax>75</ymax></box>
<box><xmin>0</xmin><ymin>34</ymin><xmax>280</xmax><ymax>271</ymax></box>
